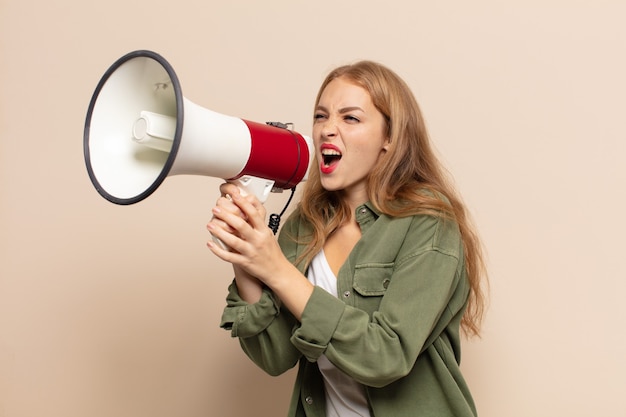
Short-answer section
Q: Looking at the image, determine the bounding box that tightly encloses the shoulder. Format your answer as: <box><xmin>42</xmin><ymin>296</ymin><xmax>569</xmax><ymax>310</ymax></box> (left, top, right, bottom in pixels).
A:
<box><xmin>394</xmin><ymin>211</ymin><xmax>463</xmax><ymax>262</ymax></box>
<box><xmin>276</xmin><ymin>207</ymin><xmax>312</xmax><ymax>264</ymax></box>
<box><xmin>278</xmin><ymin>206</ymin><xmax>309</xmax><ymax>238</ymax></box>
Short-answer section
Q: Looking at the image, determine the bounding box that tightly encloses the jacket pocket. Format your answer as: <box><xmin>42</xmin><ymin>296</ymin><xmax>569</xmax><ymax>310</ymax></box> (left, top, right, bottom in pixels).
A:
<box><xmin>352</xmin><ymin>263</ymin><xmax>394</xmax><ymax>313</ymax></box>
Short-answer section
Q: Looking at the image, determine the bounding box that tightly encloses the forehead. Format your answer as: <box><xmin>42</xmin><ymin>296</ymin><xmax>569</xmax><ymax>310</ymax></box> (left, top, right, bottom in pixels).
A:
<box><xmin>318</xmin><ymin>77</ymin><xmax>373</xmax><ymax>108</ymax></box>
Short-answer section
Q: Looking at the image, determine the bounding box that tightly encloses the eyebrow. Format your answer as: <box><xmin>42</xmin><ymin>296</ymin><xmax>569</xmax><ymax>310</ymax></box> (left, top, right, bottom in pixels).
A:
<box><xmin>315</xmin><ymin>105</ymin><xmax>365</xmax><ymax>113</ymax></box>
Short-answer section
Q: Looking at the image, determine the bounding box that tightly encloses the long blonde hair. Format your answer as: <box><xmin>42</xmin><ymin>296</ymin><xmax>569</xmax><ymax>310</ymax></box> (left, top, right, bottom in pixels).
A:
<box><xmin>297</xmin><ymin>61</ymin><xmax>488</xmax><ymax>337</ymax></box>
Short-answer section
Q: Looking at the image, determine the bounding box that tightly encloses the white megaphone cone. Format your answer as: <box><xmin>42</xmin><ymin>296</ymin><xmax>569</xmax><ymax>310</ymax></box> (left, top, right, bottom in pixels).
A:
<box><xmin>84</xmin><ymin>50</ymin><xmax>312</xmax><ymax>206</ymax></box>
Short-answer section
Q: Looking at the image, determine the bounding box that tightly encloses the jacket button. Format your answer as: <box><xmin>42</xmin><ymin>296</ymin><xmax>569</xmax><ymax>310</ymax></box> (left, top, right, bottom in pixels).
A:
<box><xmin>305</xmin><ymin>396</ymin><xmax>314</xmax><ymax>405</ymax></box>
<box><xmin>343</xmin><ymin>290</ymin><xmax>351</xmax><ymax>298</ymax></box>
<box><xmin>383</xmin><ymin>279</ymin><xmax>390</xmax><ymax>289</ymax></box>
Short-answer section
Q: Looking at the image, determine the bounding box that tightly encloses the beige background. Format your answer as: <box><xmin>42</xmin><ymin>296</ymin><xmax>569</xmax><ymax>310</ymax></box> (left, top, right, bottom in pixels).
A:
<box><xmin>1</xmin><ymin>1</ymin><xmax>625</xmax><ymax>416</ymax></box>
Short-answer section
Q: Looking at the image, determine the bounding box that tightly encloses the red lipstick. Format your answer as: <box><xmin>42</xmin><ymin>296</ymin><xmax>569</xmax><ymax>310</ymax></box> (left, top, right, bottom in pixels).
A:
<box><xmin>320</xmin><ymin>143</ymin><xmax>342</xmax><ymax>174</ymax></box>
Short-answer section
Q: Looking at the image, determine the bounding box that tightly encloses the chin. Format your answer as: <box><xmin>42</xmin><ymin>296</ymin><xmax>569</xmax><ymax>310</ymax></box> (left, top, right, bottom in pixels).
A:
<box><xmin>320</xmin><ymin>180</ymin><xmax>341</xmax><ymax>192</ymax></box>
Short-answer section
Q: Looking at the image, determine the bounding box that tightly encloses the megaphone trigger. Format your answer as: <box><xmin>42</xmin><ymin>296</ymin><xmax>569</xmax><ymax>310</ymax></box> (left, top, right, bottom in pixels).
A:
<box><xmin>231</xmin><ymin>176</ymin><xmax>274</xmax><ymax>202</ymax></box>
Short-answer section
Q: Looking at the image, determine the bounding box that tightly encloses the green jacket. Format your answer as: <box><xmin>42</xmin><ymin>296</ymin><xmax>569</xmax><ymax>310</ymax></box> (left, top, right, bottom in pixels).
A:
<box><xmin>221</xmin><ymin>202</ymin><xmax>477</xmax><ymax>417</ymax></box>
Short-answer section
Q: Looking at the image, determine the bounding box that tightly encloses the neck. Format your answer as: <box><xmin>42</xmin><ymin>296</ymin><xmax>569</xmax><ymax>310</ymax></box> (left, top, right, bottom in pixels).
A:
<box><xmin>340</xmin><ymin>185</ymin><xmax>369</xmax><ymax>215</ymax></box>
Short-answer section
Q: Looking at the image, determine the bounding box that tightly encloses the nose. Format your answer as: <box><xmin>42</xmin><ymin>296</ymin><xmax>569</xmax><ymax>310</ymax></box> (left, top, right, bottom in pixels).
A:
<box><xmin>321</xmin><ymin>118</ymin><xmax>338</xmax><ymax>138</ymax></box>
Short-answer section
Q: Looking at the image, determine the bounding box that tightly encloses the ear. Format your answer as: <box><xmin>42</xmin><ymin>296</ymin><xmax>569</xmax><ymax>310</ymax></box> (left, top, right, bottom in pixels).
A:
<box><xmin>382</xmin><ymin>136</ymin><xmax>391</xmax><ymax>152</ymax></box>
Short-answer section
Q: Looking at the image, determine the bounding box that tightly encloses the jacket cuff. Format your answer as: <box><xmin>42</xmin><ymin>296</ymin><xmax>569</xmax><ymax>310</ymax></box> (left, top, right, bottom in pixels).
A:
<box><xmin>290</xmin><ymin>286</ymin><xmax>345</xmax><ymax>361</ymax></box>
<box><xmin>220</xmin><ymin>280</ymin><xmax>280</xmax><ymax>338</ymax></box>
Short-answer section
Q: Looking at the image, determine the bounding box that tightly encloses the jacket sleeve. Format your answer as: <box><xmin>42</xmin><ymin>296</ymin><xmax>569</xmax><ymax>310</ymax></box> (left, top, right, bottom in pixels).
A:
<box><xmin>289</xmin><ymin>215</ymin><xmax>469</xmax><ymax>388</ymax></box>
<box><xmin>220</xmin><ymin>281</ymin><xmax>301</xmax><ymax>376</ymax></box>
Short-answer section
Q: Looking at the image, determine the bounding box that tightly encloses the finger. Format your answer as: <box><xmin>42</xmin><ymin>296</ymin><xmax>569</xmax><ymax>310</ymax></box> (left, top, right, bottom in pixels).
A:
<box><xmin>207</xmin><ymin>216</ymin><xmax>236</xmax><ymax>235</ymax></box>
<box><xmin>231</xmin><ymin>194</ymin><xmax>267</xmax><ymax>230</ymax></box>
<box><xmin>207</xmin><ymin>221</ymin><xmax>246</xmax><ymax>256</ymax></box>
<box><xmin>215</xmin><ymin>194</ymin><xmax>247</xmax><ymax>221</ymax></box>
<box><xmin>211</xmin><ymin>205</ymin><xmax>251</xmax><ymax>238</ymax></box>
<box><xmin>219</xmin><ymin>182</ymin><xmax>244</xmax><ymax>199</ymax></box>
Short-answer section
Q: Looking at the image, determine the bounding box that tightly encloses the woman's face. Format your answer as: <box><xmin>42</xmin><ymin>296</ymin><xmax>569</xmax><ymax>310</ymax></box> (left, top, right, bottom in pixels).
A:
<box><xmin>312</xmin><ymin>77</ymin><xmax>389</xmax><ymax>203</ymax></box>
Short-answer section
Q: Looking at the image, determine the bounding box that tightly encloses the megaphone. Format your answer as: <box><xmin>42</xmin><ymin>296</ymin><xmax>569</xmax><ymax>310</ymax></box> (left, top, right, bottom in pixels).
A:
<box><xmin>83</xmin><ymin>50</ymin><xmax>312</xmax><ymax>209</ymax></box>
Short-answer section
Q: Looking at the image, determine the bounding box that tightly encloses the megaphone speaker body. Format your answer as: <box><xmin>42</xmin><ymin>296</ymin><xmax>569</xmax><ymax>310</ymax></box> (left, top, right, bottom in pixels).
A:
<box><xmin>84</xmin><ymin>50</ymin><xmax>312</xmax><ymax>205</ymax></box>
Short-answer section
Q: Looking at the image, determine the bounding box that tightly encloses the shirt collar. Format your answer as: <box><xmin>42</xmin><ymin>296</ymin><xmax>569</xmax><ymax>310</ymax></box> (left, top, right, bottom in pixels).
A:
<box><xmin>355</xmin><ymin>202</ymin><xmax>381</xmax><ymax>232</ymax></box>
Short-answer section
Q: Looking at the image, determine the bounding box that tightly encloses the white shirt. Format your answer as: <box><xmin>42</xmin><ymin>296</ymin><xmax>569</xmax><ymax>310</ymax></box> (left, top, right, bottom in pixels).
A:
<box><xmin>307</xmin><ymin>250</ymin><xmax>371</xmax><ymax>417</ymax></box>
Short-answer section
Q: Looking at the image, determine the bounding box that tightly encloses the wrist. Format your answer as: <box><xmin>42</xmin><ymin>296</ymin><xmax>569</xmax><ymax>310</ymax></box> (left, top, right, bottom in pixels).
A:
<box><xmin>234</xmin><ymin>266</ymin><xmax>263</xmax><ymax>303</ymax></box>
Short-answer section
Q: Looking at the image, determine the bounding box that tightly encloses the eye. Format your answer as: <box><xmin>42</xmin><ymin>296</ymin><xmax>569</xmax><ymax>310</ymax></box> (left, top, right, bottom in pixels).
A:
<box><xmin>344</xmin><ymin>115</ymin><xmax>360</xmax><ymax>123</ymax></box>
<box><xmin>314</xmin><ymin>113</ymin><xmax>327</xmax><ymax>122</ymax></box>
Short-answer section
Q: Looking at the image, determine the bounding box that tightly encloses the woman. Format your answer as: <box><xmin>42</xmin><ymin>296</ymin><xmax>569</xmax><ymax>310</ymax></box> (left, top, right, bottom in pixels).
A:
<box><xmin>207</xmin><ymin>61</ymin><xmax>488</xmax><ymax>417</ymax></box>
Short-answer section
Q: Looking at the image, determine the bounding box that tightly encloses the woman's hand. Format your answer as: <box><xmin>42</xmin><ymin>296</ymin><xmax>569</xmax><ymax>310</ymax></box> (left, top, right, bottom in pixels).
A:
<box><xmin>207</xmin><ymin>183</ymin><xmax>245</xmax><ymax>243</ymax></box>
<box><xmin>207</xmin><ymin>183</ymin><xmax>265</xmax><ymax>302</ymax></box>
<box><xmin>207</xmin><ymin>184</ymin><xmax>291</xmax><ymax>284</ymax></box>
<box><xmin>207</xmin><ymin>182</ymin><xmax>314</xmax><ymax>319</ymax></box>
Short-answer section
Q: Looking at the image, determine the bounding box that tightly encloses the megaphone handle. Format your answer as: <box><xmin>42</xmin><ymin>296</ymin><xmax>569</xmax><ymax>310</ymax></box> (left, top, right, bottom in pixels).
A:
<box><xmin>211</xmin><ymin>176</ymin><xmax>276</xmax><ymax>251</ymax></box>
<box><xmin>230</xmin><ymin>176</ymin><xmax>275</xmax><ymax>203</ymax></box>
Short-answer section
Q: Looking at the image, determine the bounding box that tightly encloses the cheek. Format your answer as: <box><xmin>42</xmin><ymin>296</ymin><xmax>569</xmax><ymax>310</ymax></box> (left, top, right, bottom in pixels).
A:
<box><xmin>355</xmin><ymin>134</ymin><xmax>388</xmax><ymax>159</ymax></box>
<box><xmin>350</xmin><ymin>146</ymin><xmax>381</xmax><ymax>168</ymax></box>
<box><xmin>311</xmin><ymin>125</ymin><xmax>323</xmax><ymax>143</ymax></box>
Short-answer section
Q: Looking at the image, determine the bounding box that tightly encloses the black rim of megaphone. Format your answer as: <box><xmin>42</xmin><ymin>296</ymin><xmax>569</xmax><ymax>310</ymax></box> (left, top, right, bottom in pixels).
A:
<box><xmin>83</xmin><ymin>50</ymin><xmax>184</xmax><ymax>205</ymax></box>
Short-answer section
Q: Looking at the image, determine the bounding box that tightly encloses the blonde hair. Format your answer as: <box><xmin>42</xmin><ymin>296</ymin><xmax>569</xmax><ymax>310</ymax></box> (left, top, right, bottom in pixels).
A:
<box><xmin>297</xmin><ymin>61</ymin><xmax>488</xmax><ymax>337</ymax></box>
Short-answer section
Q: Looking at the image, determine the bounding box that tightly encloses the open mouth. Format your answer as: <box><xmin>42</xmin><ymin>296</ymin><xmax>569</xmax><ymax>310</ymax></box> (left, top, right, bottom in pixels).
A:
<box><xmin>322</xmin><ymin>149</ymin><xmax>342</xmax><ymax>167</ymax></box>
<box><xmin>320</xmin><ymin>144</ymin><xmax>342</xmax><ymax>174</ymax></box>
